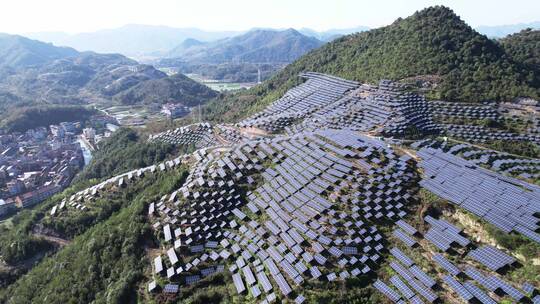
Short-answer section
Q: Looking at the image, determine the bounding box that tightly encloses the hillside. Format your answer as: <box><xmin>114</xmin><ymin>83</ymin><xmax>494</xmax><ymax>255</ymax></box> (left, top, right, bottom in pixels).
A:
<box><xmin>0</xmin><ymin>34</ymin><xmax>78</xmax><ymax>69</ymax></box>
<box><xmin>0</xmin><ymin>34</ymin><xmax>218</xmax><ymax>118</ymax></box>
<box><xmin>501</xmin><ymin>28</ymin><xmax>540</xmax><ymax>71</ymax></box>
<box><xmin>200</xmin><ymin>6</ymin><xmax>540</xmax><ymax>123</ymax></box>
<box><xmin>166</xmin><ymin>29</ymin><xmax>323</xmax><ymax>64</ymax></box>
<box><xmin>0</xmin><ymin>74</ymin><xmax>539</xmax><ymax>303</ymax></box>
<box><xmin>1</xmin><ymin>6</ymin><xmax>539</xmax><ymax>304</ymax></box>
<box><xmin>0</xmin><ymin>105</ymin><xmax>97</xmax><ymax>132</ymax></box>
<box><xmin>2</xmin><ymin>71</ymin><xmax>539</xmax><ymax>302</ymax></box>
<box><xmin>74</xmin><ymin>128</ymin><xmax>186</xmax><ymax>182</ymax></box>
<box><xmin>113</xmin><ymin>72</ymin><xmax>217</xmax><ymax>106</ymax></box>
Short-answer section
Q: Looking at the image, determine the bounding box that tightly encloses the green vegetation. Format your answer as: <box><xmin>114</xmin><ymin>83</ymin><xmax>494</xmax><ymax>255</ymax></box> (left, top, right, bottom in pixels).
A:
<box><xmin>0</xmin><ymin>33</ymin><xmax>217</xmax><ymax>115</ymax></box>
<box><xmin>200</xmin><ymin>6</ymin><xmax>540</xmax><ymax>123</ymax></box>
<box><xmin>485</xmin><ymin>224</ymin><xmax>540</xmax><ymax>260</ymax></box>
<box><xmin>75</xmin><ymin>128</ymin><xmax>190</xmax><ymax>182</ymax></box>
<box><xmin>0</xmin><ymin>167</ymin><xmax>187</xmax><ymax>303</ymax></box>
<box><xmin>483</xmin><ymin>140</ymin><xmax>540</xmax><ymax>158</ymax></box>
<box><xmin>501</xmin><ymin>29</ymin><xmax>540</xmax><ymax>71</ymax></box>
<box><xmin>484</xmin><ymin>222</ymin><xmax>540</xmax><ymax>284</ymax></box>
<box><xmin>0</xmin><ymin>105</ymin><xmax>97</xmax><ymax>133</ymax></box>
<box><xmin>42</xmin><ymin>168</ymin><xmax>186</xmax><ymax>239</ymax></box>
<box><xmin>0</xmin><ymin>167</ymin><xmax>188</xmax><ymax>304</ymax></box>
<box><xmin>113</xmin><ymin>72</ymin><xmax>217</xmax><ymax>106</ymax></box>
<box><xmin>0</xmin><ymin>179</ymin><xmax>98</xmax><ymax>267</ymax></box>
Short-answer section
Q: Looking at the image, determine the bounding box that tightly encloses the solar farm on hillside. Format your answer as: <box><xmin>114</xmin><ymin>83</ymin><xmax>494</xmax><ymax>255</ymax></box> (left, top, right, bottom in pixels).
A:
<box><xmin>50</xmin><ymin>72</ymin><xmax>540</xmax><ymax>304</ymax></box>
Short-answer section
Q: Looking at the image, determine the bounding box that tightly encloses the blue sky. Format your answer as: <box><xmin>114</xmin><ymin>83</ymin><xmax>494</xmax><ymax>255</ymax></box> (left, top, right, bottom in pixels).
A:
<box><xmin>1</xmin><ymin>0</ymin><xmax>539</xmax><ymax>34</ymax></box>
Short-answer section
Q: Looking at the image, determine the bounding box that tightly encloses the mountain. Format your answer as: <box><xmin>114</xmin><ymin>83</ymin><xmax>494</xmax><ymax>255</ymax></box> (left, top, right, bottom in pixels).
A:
<box><xmin>26</xmin><ymin>25</ymin><xmax>243</xmax><ymax>58</ymax></box>
<box><xmin>166</xmin><ymin>29</ymin><xmax>324</xmax><ymax>64</ymax></box>
<box><xmin>2</xmin><ymin>7</ymin><xmax>540</xmax><ymax>304</ymax></box>
<box><xmin>26</xmin><ymin>25</ymin><xmax>370</xmax><ymax>58</ymax></box>
<box><xmin>113</xmin><ymin>72</ymin><xmax>218</xmax><ymax>106</ymax></box>
<box><xmin>166</xmin><ymin>38</ymin><xmax>205</xmax><ymax>59</ymax></box>
<box><xmin>0</xmin><ymin>34</ymin><xmax>78</xmax><ymax>69</ymax></box>
<box><xmin>501</xmin><ymin>28</ymin><xmax>540</xmax><ymax>71</ymax></box>
<box><xmin>476</xmin><ymin>21</ymin><xmax>540</xmax><ymax>38</ymax></box>
<box><xmin>299</xmin><ymin>26</ymin><xmax>370</xmax><ymax>41</ymax></box>
<box><xmin>201</xmin><ymin>6</ymin><xmax>540</xmax><ymax>123</ymax></box>
<box><xmin>0</xmin><ymin>34</ymin><xmax>217</xmax><ymax>116</ymax></box>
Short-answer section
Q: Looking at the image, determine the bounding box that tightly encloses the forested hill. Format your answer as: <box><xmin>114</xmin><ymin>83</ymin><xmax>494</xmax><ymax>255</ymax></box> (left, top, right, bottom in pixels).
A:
<box><xmin>501</xmin><ymin>28</ymin><xmax>540</xmax><ymax>71</ymax></box>
<box><xmin>0</xmin><ymin>33</ymin><xmax>218</xmax><ymax>117</ymax></box>
<box><xmin>200</xmin><ymin>6</ymin><xmax>540</xmax><ymax>123</ymax></box>
<box><xmin>113</xmin><ymin>72</ymin><xmax>217</xmax><ymax>106</ymax></box>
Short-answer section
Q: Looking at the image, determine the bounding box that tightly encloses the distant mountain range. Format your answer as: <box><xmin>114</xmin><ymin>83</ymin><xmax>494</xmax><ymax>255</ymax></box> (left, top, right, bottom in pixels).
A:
<box><xmin>0</xmin><ymin>34</ymin><xmax>216</xmax><ymax>115</ymax></box>
<box><xmin>23</xmin><ymin>21</ymin><xmax>540</xmax><ymax>60</ymax></box>
<box><xmin>166</xmin><ymin>29</ymin><xmax>324</xmax><ymax>64</ymax></box>
<box><xmin>25</xmin><ymin>25</ymin><xmax>368</xmax><ymax>58</ymax></box>
<box><xmin>476</xmin><ymin>21</ymin><xmax>540</xmax><ymax>38</ymax></box>
<box><xmin>298</xmin><ymin>26</ymin><xmax>370</xmax><ymax>41</ymax></box>
<box><xmin>25</xmin><ymin>25</ymin><xmax>242</xmax><ymax>58</ymax></box>
<box><xmin>0</xmin><ymin>33</ymin><xmax>78</xmax><ymax>68</ymax></box>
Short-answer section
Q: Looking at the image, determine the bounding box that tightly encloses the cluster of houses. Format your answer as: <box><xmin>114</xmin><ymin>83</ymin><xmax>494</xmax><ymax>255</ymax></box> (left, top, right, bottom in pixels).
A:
<box><xmin>0</xmin><ymin>122</ymin><xmax>85</xmax><ymax>215</ymax></box>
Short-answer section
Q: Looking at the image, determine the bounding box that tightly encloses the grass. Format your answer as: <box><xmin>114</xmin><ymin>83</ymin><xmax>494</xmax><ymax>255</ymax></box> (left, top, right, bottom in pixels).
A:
<box><xmin>0</xmin><ymin>217</ymin><xmax>14</xmax><ymax>229</ymax></box>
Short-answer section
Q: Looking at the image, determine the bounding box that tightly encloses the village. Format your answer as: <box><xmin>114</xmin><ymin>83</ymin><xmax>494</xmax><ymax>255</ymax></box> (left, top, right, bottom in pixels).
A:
<box><xmin>0</xmin><ymin>116</ymin><xmax>118</xmax><ymax>217</ymax></box>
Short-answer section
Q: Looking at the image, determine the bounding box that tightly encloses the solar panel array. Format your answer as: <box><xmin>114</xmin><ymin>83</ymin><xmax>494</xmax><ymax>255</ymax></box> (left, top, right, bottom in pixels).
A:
<box><xmin>442</xmin><ymin>124</ymin><xmax>540</xmax><ymax>144</ymax></box>
<box><xmin>238</xmin><ymin>72</ymin><xmax>359</xmax><ymax>132</ymax></box>
<box><xmin>283</xmin><ymin>79</ymin><xmax>441</xmax><ymax>138</ymax></box>
<box><xmin>412</xmin><ymin>139</ymin><xmax>540</xmax><ymax>180</ymax></box>
<box><xmin>428</xmin><ymin>101</ymin><xmax>500</xmax><ymax>120</ymax></box>
<box><xmin>463</xmin><ymin>265</ymin><xmax>532</xmax><ymax>302</ymax></box>
<box><xmin>467</xmin><ymin>245</ymin><xmax>516</xmax><ymax>272</ymax></box>
<box><xmin>418</xmin><ymin>147</ymin><xmax>540</xmax><ymax>244</ymax></box>
<box><xmin>147</xmin><ymin>129</ymin><xmax>421</xmax><ymax>300</ymax></box>
<box><xmin>424</xmin><ymin>215</ymin><xmax>470</xmax><ymax>252</ymax></box>
<box><xmin>149</xmin><ymin>122</ymin><xmax>223</xmax><ymax>148</ymax></box>
<box><xmin>43</xmin><ymin>72</ymin><xmax>539</xmax><ymax>301</ymax></box>
<box><xmin>49</xmin><ymin>154</ymin><xmax>187</xmax><ymax>215</ymax></box>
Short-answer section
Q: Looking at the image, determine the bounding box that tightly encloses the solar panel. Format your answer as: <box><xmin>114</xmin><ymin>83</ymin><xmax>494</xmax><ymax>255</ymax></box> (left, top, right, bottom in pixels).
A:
<box><xmin>396</xmin><ymin>220</ymin><xmax>417</xmax><ymax>235</ymax></box>
<box><xmin>185</xmin><ymin>275</ymin><xmax>200</xmax><ymax>285</ymax></box>
<box><xmin>232</xmin><ymin>273</ymin><xmax>246</xmax><ymax>294</ymax></box>
<box><xmin>432</xmin><ymin>254</ymin><xmax>460</xmax><ymax>276</ymax></box>
<box><xmin>463</xmin><ymin>281</ymin><xmax>496</xmax><ymax>304</ymax></box>
<box><xmin>393</xmin><ymin>228</ymin><xmax>417</xmax><ymax>247</ymax></box>
<box><xmin>390</xmin><ymin>275</ymin><xmax>415</xmax><ymax>299</ymax></box>
<box><xmin>154</xmin><ymin>256</ymin><xmax>163</xmax><ymax>273</ymax></box>
<box><xmin>163</xmin><ymin>284</ymin><xmax>179</xmax><ymax>293</ymax></box>
<box><xmin>295</xmin><ymin>295</ymin><xmax>306</xmax><ymax>304</ymax></box>
<box><xmin>443</xmin><ymin>275</ymin><xmax>473</xmax><ymax>302</ymax></box>
<box><xmin>257</xmin><ymin>272</ymin><xmax>273</xmax><ymax>292</ymax></box>
<box><xmin>390</xmin><ymin>247</ymin><xmax>414</xmax><ymax>267</ymax></box>
<box><xmin>242</xmin><ymin>266</ymin><xmax>257</xmax><ymax>286</ymax></box>
<box><xmin>409</xmin><ymin>265</ymin><xmax>436</xmax><ymax>288</ymax></box>
<box><xmin>271</xmin><ymin>272</ymin><xmax>292</xmax><ymax>296</ymax></box>
<box><xmin>374</xmin><ymin>279</ymin><xmax>402</xmax><ymax>302</ymax></box>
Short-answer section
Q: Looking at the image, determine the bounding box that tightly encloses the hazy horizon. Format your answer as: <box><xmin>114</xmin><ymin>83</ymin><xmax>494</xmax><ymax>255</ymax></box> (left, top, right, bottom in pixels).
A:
<box><xmin>1</xmin><ymin>0</ymin><xmax>539</xmax><ymax>35</ymax></box>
